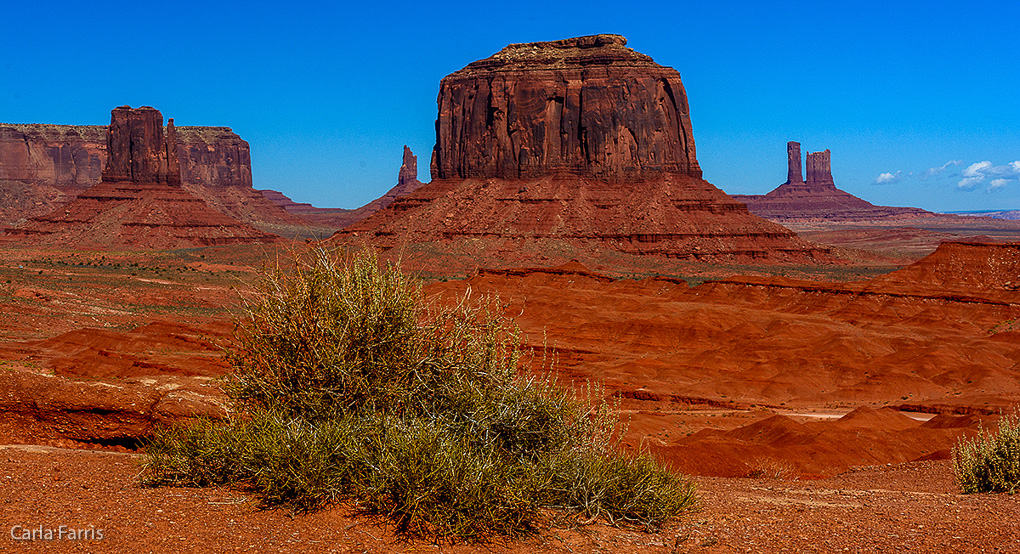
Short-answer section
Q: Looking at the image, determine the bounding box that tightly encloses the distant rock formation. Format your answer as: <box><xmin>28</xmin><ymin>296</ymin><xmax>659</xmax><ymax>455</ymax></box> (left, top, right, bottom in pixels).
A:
<box><xmin>805</xmin><ymin>149</ymin><xmax>834</xmax><ymax>187</ymax></box>
<box><xmin>261</xmin><ymin>145</ymin><xmax>428</xmax><ymax>229</ymax></box>
<box><xmin>398</xmin><ymin>145</ymin><xmax>422</xmax><ymax>189</ymax></box>
<box><xmin>334</xmin><ymin>35</ymin><xmax>827</xmax><ymax>268</ymax></box>
<box><xmin>5</xmin><ymin>106</ymin><xmax>274</xmax><ymax>248</ymax></box>
<box><xmin>733</xmin><ymin>141</ymin><xmax>930</xmax><ymax>222</ymax></box>
<box><xmin>0</xmin><ymin>119</ymin><xmax>296</xmax><ymax>228</ymax></box>
<box><xmin>431</xmin><ymin>34</ymin><xmax>701</xmax><ymax>181</ymax></box>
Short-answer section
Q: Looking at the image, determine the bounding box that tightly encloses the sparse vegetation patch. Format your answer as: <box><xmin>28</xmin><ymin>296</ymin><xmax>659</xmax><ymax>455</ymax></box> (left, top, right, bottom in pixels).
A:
<box><xmin>953</xmin><ymin>411</ymin><xmax>1020</xmax><ymax>494</ymax></box>
<box><xmin>142</xmin><ymin>247</ymin><xmax>696</xmax><ymax>541</ymax></box>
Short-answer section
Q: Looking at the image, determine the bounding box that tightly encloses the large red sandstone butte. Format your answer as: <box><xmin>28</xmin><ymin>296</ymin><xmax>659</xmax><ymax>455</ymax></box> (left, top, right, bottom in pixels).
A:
<box><xmin>732</xmin><ymin>141</ymin><xmax>931</xmax><ymax>222</ymax></box>
<box><xmin>5</xmin><ymin>106</ymin><xmax>275</xmax><ymax>249</ymax></box>
<box><xmin>334</xmin><ymin>35</ymin><xmax>826</xmax><ymax>268</ymax></box>
<box><xmin>431</xmin><ymin>34</ymin><xmax>701</xmax><ymax>181</ymax></box>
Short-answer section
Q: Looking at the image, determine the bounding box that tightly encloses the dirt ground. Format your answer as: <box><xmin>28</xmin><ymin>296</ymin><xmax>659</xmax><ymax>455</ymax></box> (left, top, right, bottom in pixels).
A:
<box><xmin>1</xmin><ymin>445</ymin><xmax>1017</xmax><ymax>553</ymax></box>
<box><xmin>1</xmin><ymin>237</ymin><xmax>1018</xmax><ymax>552</ymax></box>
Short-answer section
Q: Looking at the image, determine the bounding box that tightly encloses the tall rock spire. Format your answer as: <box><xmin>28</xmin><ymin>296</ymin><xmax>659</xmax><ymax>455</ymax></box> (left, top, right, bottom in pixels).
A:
<box><xmin>397</xmin><ymin>145</ymin><xmax>420</xmax><ymax>187</ymax></box>
<box><xmin>786</xmin><ymin>141</ymin><xmax>804</xmax><ymax>184</ymax></box>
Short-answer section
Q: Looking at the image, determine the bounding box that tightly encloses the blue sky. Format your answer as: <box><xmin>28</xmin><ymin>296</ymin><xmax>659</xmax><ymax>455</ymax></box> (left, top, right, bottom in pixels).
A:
<box><xmin>2</xmin><ymin>1</ymin><xmax>1017</xmax><ymax>212</ymax></box>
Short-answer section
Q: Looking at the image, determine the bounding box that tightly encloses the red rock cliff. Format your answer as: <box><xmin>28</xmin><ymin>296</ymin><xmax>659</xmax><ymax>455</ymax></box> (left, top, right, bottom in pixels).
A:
<box><xmin>431</xmin><ymin>34</ymin><xmax>701</xmax><ymax>181</ymax></box>
<box><xmin>0</xmin><ymin>122</ymin><xmax>252</xmax><ymax>189</ymax></box>
<box><xmin>0</xmin><ymin>125</ymin><xmax>105</xmax><ymax>190</ymax></box>
<box><xmin>102</xmin><ymin>106</ymin><xmax>179</xmax><ymax>184</ymax></box>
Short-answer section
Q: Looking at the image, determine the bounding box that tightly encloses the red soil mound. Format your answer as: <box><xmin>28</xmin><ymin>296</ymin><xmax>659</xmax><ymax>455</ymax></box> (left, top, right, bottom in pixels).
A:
<box><xmin>870</xmin><ymin>240</ymin><xmax>1020</xmax><ymax>292</ymax></box>
<box><xmin>0</xmin><ymin>321</ymin><xmax>232</xmax><ymax>379</ymax></box>
<box><xmin>6</xmin><ymin>181</ymin><xmax>277</xmax><ymax>248</ymax></box>
<box><xmin>421</xmin><ymin>241</ymin><xmax>1020</xmax><ymax>475</ymax></box>
<box><xmin>653</xmin><ymin>408</ymin><xmax>982</xmax><ymax>478</ymax></box>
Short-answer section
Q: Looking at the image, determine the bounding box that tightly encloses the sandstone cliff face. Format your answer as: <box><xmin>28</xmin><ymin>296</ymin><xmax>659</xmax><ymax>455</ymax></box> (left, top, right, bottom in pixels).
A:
<box><xmin>0</xmin><ymin>125</ymin><xmax>105</xmax><ymax>190</ymax></box>
<box><xmin>102</xmin><ymin>106</ymin><xmax>179</xmax><ymax>184</ymax></box>
<box><xmin>431</xmin><ymin>34</ymin><xmax>701</xmax><ymax>181</ymax></box>
<box><xmin>734</xmin><ymin>142</ymin><xmax>931</xmax><ymax>222</ymax></box>
<box><xmin>176</xmin><ymin>126</ymin><xmax>253</xmax><ymax>188</ymax></box>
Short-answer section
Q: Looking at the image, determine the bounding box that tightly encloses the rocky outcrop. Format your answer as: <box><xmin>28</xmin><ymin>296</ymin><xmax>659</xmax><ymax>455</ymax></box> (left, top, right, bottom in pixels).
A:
<box><xmin>398</xmin><ymin>145</ymin><xmax>422</xmax><ymax>188</ymax></box>
<box><xmin>6</xmin><ymin>106</ymin><xmax>276</xmax><ymax>248</ymax></box>
<box><xmin>102</xmin><ymin>106</ymin><xmax>180</xmax><ymax>185</ymax></box>
<box><xmin>334</xmin><ymin>36</ymin><xmax>828</xmax><ymax>269</ymax></box>
<box><xmin>431</xmin><ymin>34</ymin><xmax>701</xmax><ymax>181</ymax></box>
<box><xmin>733</xmin><ymin>142</ymin><xmax>931</xmax><ymax>222</ymax></box>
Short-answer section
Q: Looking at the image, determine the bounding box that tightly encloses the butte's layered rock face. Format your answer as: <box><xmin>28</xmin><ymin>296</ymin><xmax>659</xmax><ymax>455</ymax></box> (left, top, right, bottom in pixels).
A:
<box><xmin>335</xmin><ymin>35</ymin><xmax>825</xmax><ymax>268</ymax></box>
<box><xmin>6</xmin><ymin>106</ymin><xmax>275</xmax><ymax>248</ymax></box>
<box><xmin>733</xmin><ymin>142</ymin><xmax>930</xmax><ymax>222</ymax></box>
<box><xmin>0</xmin><ymin>118</ymin><xmax>298</xmax><ymax>228</ymax></box>
<box><xmin>431</xmin><ymin>34</ymin><xmax>701</xmax><ymax>181</ymax></box>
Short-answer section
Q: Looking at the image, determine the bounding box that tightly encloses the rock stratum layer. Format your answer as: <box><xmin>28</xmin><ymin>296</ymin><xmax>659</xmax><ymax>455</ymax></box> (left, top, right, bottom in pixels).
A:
<box><xmin>733</xmin><ymin>141</ymin><xmax>930</xmax><ymax>222</ymax></box>
<box><xmin>336</xmin><ymin>35</ymin><xmax>826</xmax><ymax>268</ymax></box>
<box><xmin>432</xmin><ymin>34</ymin><xmax>701</xmax><ymax>181</ymax></box>
<box><xmin>6</xmin><ymin>106</ymin><xmax>275</xmax><ymax>248</ymax></box>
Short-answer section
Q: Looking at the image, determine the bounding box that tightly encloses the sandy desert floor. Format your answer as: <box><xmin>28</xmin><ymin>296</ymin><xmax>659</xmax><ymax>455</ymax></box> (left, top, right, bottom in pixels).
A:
<box><xmin>0</xmin><ymin>232</ymin><xmax>1018</xmax><ymax>552</ymax></box>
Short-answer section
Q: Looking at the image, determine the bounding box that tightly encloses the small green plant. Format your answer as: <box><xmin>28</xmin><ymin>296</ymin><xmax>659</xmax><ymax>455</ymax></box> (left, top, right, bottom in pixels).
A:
<box><xmin>953</xmin><ymin>411</ymin><xmax>1020</xmax><ymax>494</ymax></box>
<box><xmin>142</xmin><ymin>247</ymin><xmax>695</xmax><ymax>541</ymax></box>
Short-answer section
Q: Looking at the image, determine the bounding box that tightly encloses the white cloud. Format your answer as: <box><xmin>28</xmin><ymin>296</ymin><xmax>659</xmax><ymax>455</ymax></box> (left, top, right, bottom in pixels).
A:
<box><xmin>962</xmin><ymin>161</ymin><xmax>993</xmax><ymax>178</ymax></box>
<box><xmin>924</xmin><ymin>160</ymin><xmax>962</xmax><ymax>177</ymax></box>
<box><xmin>874</xmin><ymin>171</ymin><xmax>902</xmax><ymax>185</ymax></box>
<box><xmin>957</xmin><ymin>160</ymin><xmax>1020</xmax><ymax>190</ymax></box>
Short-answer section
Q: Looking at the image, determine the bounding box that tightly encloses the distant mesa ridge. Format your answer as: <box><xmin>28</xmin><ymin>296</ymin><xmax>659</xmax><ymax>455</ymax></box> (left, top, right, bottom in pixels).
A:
<box><xmin>0</xmin><ymin>121</ymin><xmax>252</xmax><ymax>190</ymax></box>
<box><xmin>5</xmin><ymin>106</ymin><xmax>274</xmax><ymax>248</ymax></box>
<box><xmin>733</xmin><ymin>141</ymin><xmax>930</xmax><ymax>222</ymax></box>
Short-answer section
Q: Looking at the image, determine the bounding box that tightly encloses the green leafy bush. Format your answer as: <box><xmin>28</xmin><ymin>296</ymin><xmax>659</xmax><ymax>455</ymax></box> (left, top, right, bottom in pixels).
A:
<box><xmin>953</xmin><ymin>412</ymin><xmax>1020</xmax><ymax>494</ymax></box>
<box><xmin>142</xmin><ymin>248</ymin><xmax>696</xmax><ymax>541</ymax></box>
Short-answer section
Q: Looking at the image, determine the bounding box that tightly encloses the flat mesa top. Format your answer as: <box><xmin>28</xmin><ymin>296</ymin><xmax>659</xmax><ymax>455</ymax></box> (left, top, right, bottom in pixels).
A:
<box><xmin>456</xmin><ymin>34</ymin><xmax>658</xmax><ymax>73</ymax></box>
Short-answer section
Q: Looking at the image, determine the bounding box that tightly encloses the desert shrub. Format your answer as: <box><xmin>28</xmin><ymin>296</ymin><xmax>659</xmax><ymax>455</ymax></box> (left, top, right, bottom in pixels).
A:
<box><xmin>953</xmin><ymin>411</ymin><xmax>1020</xmax><ymax>494</ymax></box>
<box><xmin>142</xmin><ymin>247</ymin><xmax>696</xmax><ymax>541</ymax></box>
